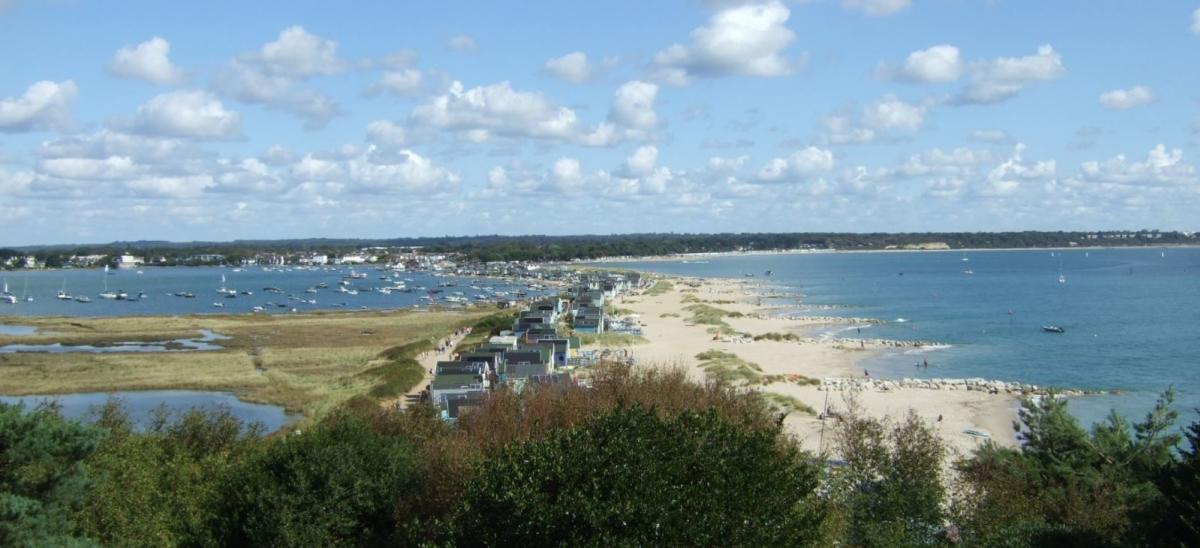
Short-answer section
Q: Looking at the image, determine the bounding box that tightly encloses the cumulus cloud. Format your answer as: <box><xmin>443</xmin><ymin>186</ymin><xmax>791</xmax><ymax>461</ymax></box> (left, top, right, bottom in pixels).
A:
<box><xmin>624</xmin><ymin>145</ymin><xmax>659</xmax><ymax>176</ymax></box>
<box><xmin>651</xmin><ymin>1</ymin><xmax>801</xmax><ymax>86</ymax></box>
<box><xmin>543</xmin><ymin>52</ymin><xmax>616</xmax><ymax>84</ymax></box>
<box><xmin>758</xmin><ymin>146</ymin><xmax>835</xmax><ymax>181</ymax></box>
<box><xmin>609</xmin><ymin>80</ymin><xmax>659</xmax><ymax>130</ymax></box>
<box><xmin>879</xmin><ymin>44</ymin><xmax>961</xmax><ymax>82</ymax></box>
<box><xmin>213</xmin><ymin>26</ymin><xmax>344</xmax><ymax>128</ymax></box>
<box><xmin>131</xmin><ymin>90</ymin><xmax>241</xmax><ymax>139</ymax></box>
<box><xmin>953</xmin><ymin>45</ymin><xmax>1065</xmax><ymax>105</ymax></box>
<box><xmin>819</xmin><ymin>95</ymin><xmax>926</xmax><ymax>144</ymax></box>
<box><xmin>447</xmin><ymin>34</ymin><xmax>477</xmax><ymax>52</ymax></box>
<box><xmin>0</xmin><ymin>80</ymin><xmax>77</xmax><ymax>133</ymax></box>
<box><xmin>1076</xmin><ymin>144</ymin><xmax>1195</xmax><ymax>187</ymax></box>
<box><xmin>108</xmin><ymin>37</ymin><xmax>184</xmax><ymax>85</ymax></box>
<box><xmin>979</xmin><ymin>143</ymin><xmax>1056</xmax><ymax>197</ymax></box>
<box><xmin>1193</xmin><ymin>8</ymin><xmax>1200</xmax><ymax>35</ymax></box>
<box><xmin>841</xmin><ymin>0</ymin><xmax>911</xmax><ymax>16</ymax></box>
<box><xmin>1098</xmin><ymin>85</ymin><xmax>1156</xmax><ymax>110</ymax></box>
<box><xmin>365</xmin><ymin>69</ymin><xmax>423</xmax><ymax>97</ymax></box>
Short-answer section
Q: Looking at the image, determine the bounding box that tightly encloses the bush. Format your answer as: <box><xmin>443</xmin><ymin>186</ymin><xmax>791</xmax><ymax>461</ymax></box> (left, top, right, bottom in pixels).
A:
<box><xmin>451</xmin><ymin>406</ymin><xmax>824</xmax><ymax>546</ymax></box>
<box><xmin>0</xmin><ymin>401</ymin><xmax>102</xmax><ymax>547</ymax></box>
<box><xmin>208</xmin><ymin>414</ymin><xmax>420</xmax><ymax>546</ymax></box>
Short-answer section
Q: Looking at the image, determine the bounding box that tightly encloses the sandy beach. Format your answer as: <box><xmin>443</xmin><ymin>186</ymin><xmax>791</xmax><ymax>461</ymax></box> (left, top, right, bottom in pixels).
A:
<box><xmin>605</xmin><ymin>275</ymin><xmax>1019</xmax><ymax>458</ymax></box>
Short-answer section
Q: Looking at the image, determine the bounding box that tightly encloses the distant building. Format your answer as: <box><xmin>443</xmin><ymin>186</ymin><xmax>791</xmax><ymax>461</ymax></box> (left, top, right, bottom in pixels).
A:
<box><xmin>116</xmin><ymin>254</ymin><xmax>144</xmax><ymax>268</ymax></box>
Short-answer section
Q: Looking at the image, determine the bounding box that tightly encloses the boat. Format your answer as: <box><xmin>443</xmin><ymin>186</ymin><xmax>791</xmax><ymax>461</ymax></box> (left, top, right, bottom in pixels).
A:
<box><xmin>218</xmin><ymin>275</ymin><xmax>237</xmax><ymax>296</ymax></box>
<box><xmin>1057</xmin><ymin>274</ymin><xmax>1066</xmax><ymax>284</ymax></box>
<box><xmin>75</xmin><ymin>296</ymin><xmax>92</xmax><ymax>303</ymax></box>
<box><xmin>212</xmin><ymin>302</ymin><xmax>224</xmax><ymax>308</ymax></box>
<box><xmin>57</xmin><ymin>279</ymin><xmax>72</xmax><ymax>300</ymax></box>
<box><xmin>1042</xmin><ymin>325</ymin><xmax>1065</xmax><ymax>333</ymax></box>
<box><xmin>252</xmin><ymin>305</ymin><xmax>265</xmax><ymax>312</ymax></box>
<box><xmin>963</xmin><ymin>268</ymin><xmax>974</xmax><ymax>275</ymax></box>
<box><xmin>240</xmin><ymin>290</ymin><xmax>253</xmax><ymax>296</ymax></box>
<box><xmin>21</xmin><ymin>278</ymin><xmax>32</xmax><ymax>302</ymax></box>
<box><xmin>1</xmin><ymin>294</ymin><xmax>15</xmax><ymax>305</ymax></box>
<box><xmin>98</xmin><ymin>267</ymin><xmax>118</xmax><ymax>299</ymax></box>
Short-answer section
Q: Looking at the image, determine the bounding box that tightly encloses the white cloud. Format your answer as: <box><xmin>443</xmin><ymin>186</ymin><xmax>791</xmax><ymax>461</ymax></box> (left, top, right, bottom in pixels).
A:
<box><xmin>979</xmin><ymin>143</ymin><xmax>1056</xmax><ymax>196</ymax></box>
<box><xmin>758</xmin><ymin>146</ymin><xmax>835</xmax><ymax>181</ymax></box>
<box><xmin>447</xmin><ymin>34</ymin><xmax>477</xmax><ymax>52</ymax></box>
<box><xmin>213</xmin><ymin>26</ymin><xmax>343</xmax><ymax>128</ymax></box>
<box><xmin>0</xmin><ymin>80</ymin><xmax>77</xmax><ymax>133</ymax></box>
<box><xmin>39</xmin><ymin>130</ymin><xmax>193</xmax><ymax>164</ymax></box>
<box><xmin>863</xmin><ymin>95</ymin><xmax>926</xmax><ymax>131</ymax></box>
<box><xmin>108</xmin><ymin>37</ymin><xmax>184</xmax><ymax>85</ymax></box>
<box><xmin>880</xmin><ymin>44</ymin><xmax>961</xmax><ymax>83</ymax></box>
<box><xmin>132</xmin><ymin>90</ymin><xmax>241</xmax><ymax>139</ymax></box>
<box><xmin>410</xmin><ymin>80</ymin><xmax>582</xmax><ymax>142</ymax></box>
<box><xmin>347</xmin><ymin>147</ymin><xmax>460</xmax><ymax>194</ymax></box>
<box><xmin>954</xmin><ymin>45</ymin><xmax>1065</xmax><ymax>104</ymax></box>
<box><xmin>1077</xmin><ymin>144</ymin><xmax>1195</xmax><ymax>187</ymax></box>
<box><xmin>39</xmin><ymin>156</ymin><xmax>140</xmax><ymax>180</ymax></box>
<box><xmin>841</xmin><ymin>0</ymin><xmax>911</xmax><ymax>16</ymax></box>
<box><xmin>610</xmin><ymin>80</ymin><xmax>659</xmax><ymax>130</ymax></box>
<box><xmin>365</xmin><ymin>69</ymin><xmax>423</xmax><ymax>97</ymax></box>
<box><xmin>544</xmin><ymin>52</ymin><xmax>615</xmax><ymax>84</ymax></box>
<box><xmin>625</xmin><ymin>145</ymin><xmax>659</xmax><ymax>176</ymax></box>
<box><xmin>365</xmin><ymin>120</ymin><xmax>410</xmax><ymax>148</ymax></box>
<box><xmin>819</xmin><ymin>95</ymin><xmax>926</xmax><ymax>144</ymax></box>
<box><xmin>895</xmin><ymin>147</ymin><xmax>993</xmax><ymax>177</ymax></box>
<box><xmin>651</xmin><ymin>1</ymin><xmax>800</xmax><ymax>85</ymax></box>
<box><xmin>1098</xmin><ymin>85</ymin><xmax>1156</xmax><ymax>110</ymax></box>
<box><xmin>1193</xmin><ymin>8</ymin><xmax>1200</xmax><ymax>35</ymax></box>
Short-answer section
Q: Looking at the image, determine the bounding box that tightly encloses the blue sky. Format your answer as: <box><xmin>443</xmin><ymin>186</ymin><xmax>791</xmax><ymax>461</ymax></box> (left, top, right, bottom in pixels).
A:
<box><xmin>1</xmin><ymin>0</ymin><xmax>1198</xmax><ymax>245</ymax></box>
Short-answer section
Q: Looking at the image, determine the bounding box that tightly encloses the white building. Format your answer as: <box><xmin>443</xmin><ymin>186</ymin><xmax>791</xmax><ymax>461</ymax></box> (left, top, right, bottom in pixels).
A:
<box><xmin>116</xmin><ymin>254</ymin><xmax>144</xmax><ymax>268</ymax></box>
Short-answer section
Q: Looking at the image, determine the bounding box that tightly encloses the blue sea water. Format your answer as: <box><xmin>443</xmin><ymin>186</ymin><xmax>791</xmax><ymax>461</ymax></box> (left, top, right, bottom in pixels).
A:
<box><xmin>0</xmin><ymin>266</ymin><xmax>537</xmax><ymax>317</ymax></box>
<box><xmin>608</xmin><ymin>247</ymin><xmax>1200</xmax><ymax>428</ymax></box>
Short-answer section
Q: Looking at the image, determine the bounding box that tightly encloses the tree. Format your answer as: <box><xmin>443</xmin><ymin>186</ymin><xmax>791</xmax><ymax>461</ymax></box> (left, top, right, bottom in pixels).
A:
<box><xmin>208</xmin><ymin>414</ymin><xmax>420</xmax><ymax>546</ymax></box>
<box><xmin>0</xmin><ymin>402</ymin><xmax>102</xmax><ymax>547</ymax></box>
<box><xmin>828</xmin><ymin>409</ymin><xmax>947</xmax><ymax>546</ymax></box>
<box><xmin>452</xmin><ymin>406</ymin><xmax>824</xmax><ymax>546</ymax></box>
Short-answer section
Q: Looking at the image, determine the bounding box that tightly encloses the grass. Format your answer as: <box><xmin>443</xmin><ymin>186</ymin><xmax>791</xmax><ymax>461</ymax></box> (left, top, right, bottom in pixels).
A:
<box><xmin>643</xmin><ymin>280</ymin><xmax>674</xmax><ymax>296</ymax></box>
<box><xmin>0</xmin><ymin>309</ymin><xmax>491</xmax><ymax>422</ymax></box>
<box><xmin>659</xmin><ymin>313</ymin><xmax>680</xmax><ymax>318</ymax></box>
<box><xmin>694</xmin><ymin>350</ymin><xmax>763</xmax><ymax>384</ymax></box>
<box><xmin>451</xmin><ymin>312</ymin><xmax>518</xmax><ymax>354</ymax></box>
<box><xmin>753</xmin><ymin>332</ymin><xmax>803</xmax><ymax>342</ymax></box>
<box><xmin>682</xmin><ymin>303</ymin><xmax>744</xmax><ymax>335</ymax></box>
<box><xmin>760</xmin><ymin>392</ymin><xmax>817</xmax><ymax>415</ymax></box>
<box><xmin>576</xmin><ymin>332</ymin><xmax>648</xmax><ymax>348</ymax></box>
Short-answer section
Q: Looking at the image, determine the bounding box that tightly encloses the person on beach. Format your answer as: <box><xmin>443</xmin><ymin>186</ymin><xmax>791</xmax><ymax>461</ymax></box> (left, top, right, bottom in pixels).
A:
<box><xmin>923</xmin><ymin>359</ymin><xmax>928</xmax><ymax>368</ymax></box>
<box><xmin>864</xmin><ymin>369</ymin><xmax>869</xmax><ymax>377</ymax></box>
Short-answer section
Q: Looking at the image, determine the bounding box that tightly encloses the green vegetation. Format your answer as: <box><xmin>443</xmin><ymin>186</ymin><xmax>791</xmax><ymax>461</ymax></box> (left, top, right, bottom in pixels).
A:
<box><xmin>450</xmin><ymin>311</ymin><xmax>517</xmax><ymax>354</ymax></box>
<box><xmin>755</xmin><ymin>331</ymin><xmax>804</xmax><ymax>342</ymax></box>
<box><xmin>760</xmin><ymin>392</ymin><xmax>817</xmax><ymax>415</ymax></box>
<box><xmin>575</xmin><ymin>331</ymin><xmax>647</xmax><ymax>347</ymax></box>
<box><xmin>0</xmin><ymin>310</ymin><xmax>490</xmax><ymax>421</ymax></box>
<box><xmin>695</xmin><ymin>349</ymin><xmax>763</xmax><ymax>384</ymax></box>
<box><xmin>683</xmin><ymin>303</ymin><xmax>744</xmax><ymax>335</ymax></box>
<box><xmin>453</xmin><ymin>406</ymin><xmax>824</xmax><ymax>546</ymax></box>
<box><xmin>643</xmin><ymin>279</ymin><xmax>673</xmax><ymax>296</ymax></box>
<box><xmin>2</xmin><ymin>367</ymin><xmax>1198</xmax><ymax>546</ymax></box>
<box><xmin>658</xmin><ymin>312</ymin><xmax>680</xmax><ymax>318</ymax></box>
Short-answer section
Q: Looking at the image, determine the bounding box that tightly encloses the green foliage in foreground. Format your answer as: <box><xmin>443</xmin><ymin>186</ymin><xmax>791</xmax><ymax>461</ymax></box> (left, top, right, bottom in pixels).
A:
<box><xmin>2</xmin><ymin>373</ymin><xmax>1199</xmax><ymax>547</ymax></box>
<box><xmin>0</xmin><ymin>402</ymin><xmax>102</xmax><ymax>547</ymax></box>
<box><xmin>452</xmin><ymin>406</ymin><xmax>824</xmax><ymax>546</ymax></box>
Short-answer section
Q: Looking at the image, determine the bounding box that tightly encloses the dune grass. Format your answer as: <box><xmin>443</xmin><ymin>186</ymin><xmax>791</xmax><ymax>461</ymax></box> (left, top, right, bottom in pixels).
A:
<box><xmin>0</xmin><ymin>310</ymin><xmax>490</xmax><ymax>421</ymax></box>
<box><xmin>694</xmin><ymin>350</ymin><xmax>763</xmax><ymax>384</ymax></box>
<box><xmin>643</xmin><ymin>280</ymin><xmax>674</xmax><ymax>296</ymax></box>
<box><xmin>683</xmin><ymin>303</ymin><xmax>744</xmax><ymax>335</ymax></box>
<box><xmin>576</xmin><ymin>332</ymin><xmax>648</xmax><ymax>347</ymax></box>
<box><xmin>760</xmin><ymin>392</ymin><xmax>817</xmax><ymax>416</ymax></box>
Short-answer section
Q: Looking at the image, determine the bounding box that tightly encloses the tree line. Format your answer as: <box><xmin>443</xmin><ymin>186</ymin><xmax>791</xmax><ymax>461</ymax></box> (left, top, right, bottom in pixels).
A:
<box><xmin>4</xmin><ymin>230</ymin><xmax>1193</xmax><ymax>268</ymax></box>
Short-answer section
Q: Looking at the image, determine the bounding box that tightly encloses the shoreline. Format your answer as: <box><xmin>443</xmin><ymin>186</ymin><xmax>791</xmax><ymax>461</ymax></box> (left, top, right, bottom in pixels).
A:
<box><xmin>579</xmin><ymin>243</ymin><xmax>1200</xmax><ymax>264</ymax></box>
<box><xmin>606</xmin><ymin>273</ymin><xmax>1021</xmax><ymax>456</ymax></box>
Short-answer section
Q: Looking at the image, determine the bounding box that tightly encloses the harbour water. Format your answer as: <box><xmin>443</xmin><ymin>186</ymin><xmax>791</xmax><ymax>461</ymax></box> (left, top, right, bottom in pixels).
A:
<box><xmin>0</xmin><ymin>266</ymin><xmax>542</xmax><ymax>317</ymax></box>
<box><xmin>608</xmin><ymin>247</ymin><xmax>1200</xmax><ymax>427</ymax></box>
<box><xmin>0</xmin><ymin>390</ymin><xmax>296</xmax><ymax>432</ymax></box>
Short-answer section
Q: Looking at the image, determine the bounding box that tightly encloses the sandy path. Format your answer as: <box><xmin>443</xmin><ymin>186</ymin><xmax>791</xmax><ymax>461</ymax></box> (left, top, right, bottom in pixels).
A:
<box><xmin>614</xmin><ymin>276</ymin><xmax>1018</xmax><ymax>456</ymax></box>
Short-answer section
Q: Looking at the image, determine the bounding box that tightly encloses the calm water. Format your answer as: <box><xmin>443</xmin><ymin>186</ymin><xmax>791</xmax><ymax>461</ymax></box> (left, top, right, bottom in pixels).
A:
<box><xmin>0</xmin><ymin>266</ymin><xmax>540</xmax><ymax>317</ymax></box>
<box><xmin>609</xmin><ymin>248</ymin><xmax>1200</xmax><ymax>427</ymax></box>
<box><xmin>0</xmin><ymin>390</ymin><xmax>295</xmax><ymax>432</ymax></box>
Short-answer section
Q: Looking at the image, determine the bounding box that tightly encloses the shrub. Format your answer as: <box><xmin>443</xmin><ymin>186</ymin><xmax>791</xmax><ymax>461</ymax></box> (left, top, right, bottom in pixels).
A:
<box><xmin>451</xmin><ymin>406</ymin><xmax>824</xmax><ymax>546</ymax></box>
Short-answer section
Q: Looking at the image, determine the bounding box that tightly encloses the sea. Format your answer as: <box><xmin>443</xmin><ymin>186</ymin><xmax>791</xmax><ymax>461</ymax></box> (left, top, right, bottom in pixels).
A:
<box><xmin>0</xmin><ymin>265</ymin><xmax>541</xmax><ymax>317</ymax></box>
<box><xmin>606</xmin><ymin>247</ymin><xmax>1200</xmax><ymax>429</ymax></box>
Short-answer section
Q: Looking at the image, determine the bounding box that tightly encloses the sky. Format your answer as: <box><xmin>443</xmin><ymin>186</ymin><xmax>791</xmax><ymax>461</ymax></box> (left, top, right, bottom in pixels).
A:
<box><xmin>1</xmin><ymin>0</ymin><xmax>1199</xmax><ymax>246</ymax></box>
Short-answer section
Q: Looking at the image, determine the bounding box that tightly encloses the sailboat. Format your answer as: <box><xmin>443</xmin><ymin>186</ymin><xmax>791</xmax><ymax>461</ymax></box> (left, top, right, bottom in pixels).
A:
<box><xmin>21</xmin><ymin>278</ymin><xmax>33</xmax><ymax>302</ymax></box>
<box><xmin>218</xmin><ymin>274</ymin><xmax>237</xmax><ymax>296</ymax></box>
<box><xmin>57</xmin><ymin>279</ymin><xmax>73</xmax><ymax>300</ymax></box>
<box><xmin>1</xmin><ymin>279</ymin><xmax>15</xmax><ymax>304</ymax></box>
<box><xmin>98</xmin><ymin>266</ymin><xmax>118</xmax><ymax>299</ymax></box>
<box><xmin>1057</xmin><ymin>259</ymin><xmax>1066</xmax><ymax>284</ymax></box>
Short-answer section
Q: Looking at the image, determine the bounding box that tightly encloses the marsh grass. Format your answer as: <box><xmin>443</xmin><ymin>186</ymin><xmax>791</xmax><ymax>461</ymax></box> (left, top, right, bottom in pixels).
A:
<box><xmin>0</xmin><ymin>310</ymin><xmax>490</xmax><ymax>422</ymax></box>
